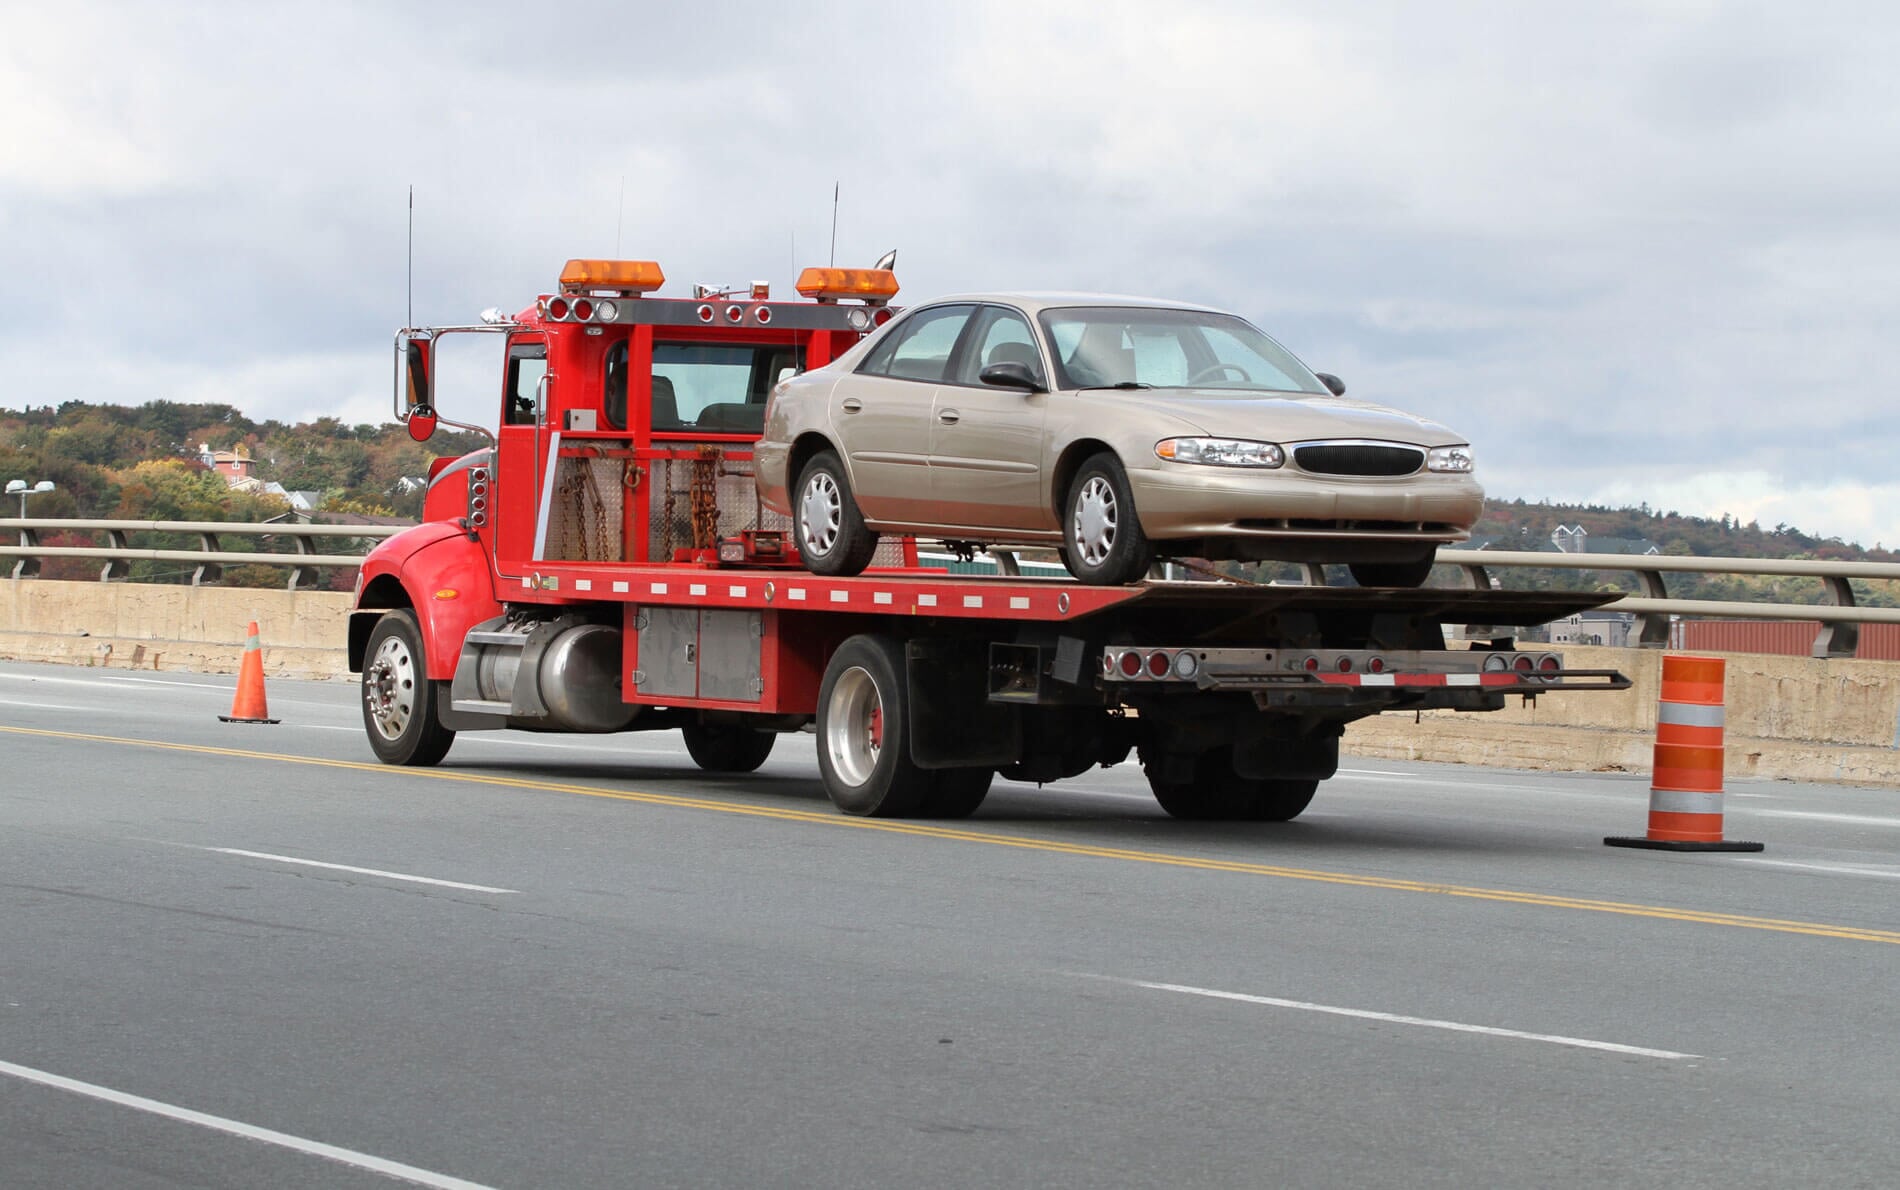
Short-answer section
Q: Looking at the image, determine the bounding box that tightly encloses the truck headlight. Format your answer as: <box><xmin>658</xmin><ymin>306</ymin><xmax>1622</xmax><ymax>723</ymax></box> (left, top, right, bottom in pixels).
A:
<box><xmin>1155</xmin><ymin>438</ymin><xmax>1286</xmax><ymax>468</ymax></box>
<box><xmin>1427</xmin><ymin>445</ymin><xmax>1474</xmax><ymax>473</ymax></box>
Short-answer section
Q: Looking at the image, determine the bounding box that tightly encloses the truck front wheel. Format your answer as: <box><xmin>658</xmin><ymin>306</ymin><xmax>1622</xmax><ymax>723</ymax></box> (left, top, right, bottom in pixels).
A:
<box><xmin>1143</xmin><ymin>746</ymin><xmax>1318</xmax><ymax>821</ymax></box>
<box><xmin>683</xmin><ymin>721</ymin><xmax>777</xmax><ymax>773</ymax></box>
<box><xmin>817</xmin><ymin>634</ymin><xmax>933</xmax><ymax>817</ymax></box>
<box><xmin>361</xmin><ymin>609</ymin><xmax>456</xmax><ymax>766</ymax></box>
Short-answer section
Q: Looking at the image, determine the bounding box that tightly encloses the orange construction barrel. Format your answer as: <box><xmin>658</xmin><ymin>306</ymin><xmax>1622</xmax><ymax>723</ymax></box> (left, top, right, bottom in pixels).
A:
<box><xmin>1606</xmin><ymin>654</ymin><xmax>1761</xmax><ymax>852</ymax></box>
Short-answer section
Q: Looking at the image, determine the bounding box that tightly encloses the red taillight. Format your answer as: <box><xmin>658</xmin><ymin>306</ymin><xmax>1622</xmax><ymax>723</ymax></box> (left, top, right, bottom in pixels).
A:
<box><xmin>1538</xmin><ymin>654</ymin><xmax>1561</xmax><ymax>673</ymax></box>
<box><xmin>1303</xmin><ymin>656</ymin><xmax>1321</xmax><ymax>672</ymax></box>
<box><xmin>1336</xmin><ymin>655</ymin><xmax>1353</xmax><ymax>673</ymax></box>
<box><xmin>1367</xmin><ymin>656</ymin><xmax>1386</xmax><ymax>673</ymax></box>
<box><xmin>755</xmin><ymin>306</ymin><xmax>773</xmax><ymax>325</ymax></box>
<box><xmin>547</xmin><ymin>297</ymin><xmax>570</xmax><ymax>320</ymax></box>
<box><xmin>1119</xmin><ymin>651</ymin><xmax>1142</xmax><ymax>677</ymax></box>
<box><xmin>697</xmin><ymin>304</ymin><xmax>715</xmax><ymax>323</ymax></box>
<box><xmin>1513</xmin><ymin>654</ymin><xmax>1535</xmax><ymax>673</ymax></box>
<box><xmin>872</xmin><ymin>307</ymin><xmax>893</xmax><ymax>325</ymax></box>
<box><xmin>1147</xmin><ymin>651</ymin><xmax>1171</xmax><ymax>678</ymax></box>
<box><xmin>573</xmin><ymin>298</ymin><xmax>594</xmax><ymax>321</ymax></box>
<box><xmin>726</xmin><ymin>304</ymin><xmax>744</xmax><ymax>323</ymax></box>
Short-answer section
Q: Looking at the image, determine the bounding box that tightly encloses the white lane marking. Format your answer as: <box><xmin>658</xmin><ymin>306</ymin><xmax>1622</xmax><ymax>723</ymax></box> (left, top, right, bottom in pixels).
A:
<box><xmin>101</xmin><ymin>676</ymin><xmax>239</xmax><ymax>691</ymax></box>
<box><xmin>1114</xmin><ymin>979</ymin><xmax>1698</xmax><ymax>1060</ymax></box>
<box><xmin>1753</xmin><ymin>809</ymin><xmax>1900</xmax><ymax>828</ymax></box>
<box><xmin>198</xmin><ymin>848</ymin><xmax>517</xmax><ymax>894</ymax></box>
<box><xmin>1734</xmin><ymin>858</ymin><xmax>1900</xmax><ymax>880</ymax></box>
<box><xmin>0</xmin><ymin>697</ymin><xmax>86</xmax><ymax>711</ymax></box>
<box><xmin>1338</xmin><ymin>768</ymin><xmax>1411</xmax><ymax>777</ymax></box>
<box><xmin>454</xmin><ymin>735</ymin><xmax>693</xmax><ymax>757</ymax></box>
<box><xmin>0</xmin><ymin>1057</ymin><xmax>497</xmax><ymax>1189</ymax></box>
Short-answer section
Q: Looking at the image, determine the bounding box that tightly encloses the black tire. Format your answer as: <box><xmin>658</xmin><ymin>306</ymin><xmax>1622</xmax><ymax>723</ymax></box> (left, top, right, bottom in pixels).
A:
<box><xmin>1143</xmin><ymin>746</ymin><xmax>1319</xmax><ymax>821</ymax></box>
<box><xmin>816</xmin><ymin>635</ymin><xmax>933</xmax><ymax>817</ymax></box>
<box><xmin>793</xmin><ymin>450</ymin><xmax>879</xmax><ymax>577</ymax></box>
<box><xmin>361</xmin><ymin>609</ymin><xmax>456</xmax><ymax>766</ymax></box>
<box><xmin>1349</xmin><ymin>554</ymin><xmax>1437</xmax><ymax>588</ymax></box>
<box><xmin>919</xmin><ymin>767</ymin><xmax>993</xmax><ymax>819</ymax></box>
<box><xmin>682</xmin><ymin>721</ymin><xmax>777</xmax><ymax>773</ymax></box>
<box><xmin>1062</xmin><ymin>454</ymin><xmax>1153</xmax><ymax>585</ymax></box>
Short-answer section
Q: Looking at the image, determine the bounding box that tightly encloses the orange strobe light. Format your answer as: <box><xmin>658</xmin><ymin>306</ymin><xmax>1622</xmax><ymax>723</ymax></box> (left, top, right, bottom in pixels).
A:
<box><xmin>1606</xmin><ymin>655</ymin><xmax>1762</xmax><ymax>852</ymax></box>
<box><xmin>794</xmin><ymin>267</ymin><xmax>900</xmax><ymax>302</ymax></box>
<box><xmin>559</xmin><ymin>259</ymin><xmax>666</xmax><ymax>294</ymax></box>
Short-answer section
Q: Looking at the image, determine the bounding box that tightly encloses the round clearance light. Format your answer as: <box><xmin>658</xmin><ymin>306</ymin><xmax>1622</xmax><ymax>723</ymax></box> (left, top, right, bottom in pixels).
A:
<box><xmin>1513</xmin><ymin>654</ymin><xmax>1535</xmax><ymax>673</ymax></box>
<box><xmin>1147</xmin><ymin>651</ymin><xmax>1171</xmax><ymax>678</ymax></box>
<box><xmin>1119</xmin><ymin>651</ymin><xmax>1143</xmax><ymax>678</ymax></box>
<box><xmin>1538</xmin><ymin>654</ymin><xmax>1561</xmax><ymax>673</ymax></box>
<box><xmin>1367</xmin><ymin>656</ymin><xmax>1386</xmax><ymax>673</ymax></box>
<box><xmin>697</xmin><ymin>303</ymin><xmax>715</xmax><ymax>323</ymax></box>
<box><xmin>595</xmin><ymin>299</ymin><xmax>618</xmax><ymax>322</ymax></box>
<box><xmin>872</xmin><ymin>307</ymin><xmax>894</xmax><ymax>326</ymax></box>
<box><xmin>725</xmin><ymin>304</ymin><xmax>744</xmax><ymax>324</ymax></box>
<box><xmin>1303</xmin><ymin>656</ymin><xmax>1321</xmax><ymax>672</ymax></box>
<box><xmin>573</xmin><ymin>298</ymin><xmax>594</xmax><ymax>321</ymax></box>
<box><xmin>1483</xmin><ymin>652</ymin><xmax>1511</xmax><ymax>672</ymax></box>
<box><xmin>1172</xmin><ymin>651</ymin><xmax>1199</xmax><ymax>680</ymax></box>
<box><xmin>754</xmin><ymin>306</ymin><xmax>773</xmax><ymax>325</ymax></box>
<box><xmin>847</xmin><ymin>308</ymin><xmax>871</xmax><ymax>330</ymax></box>
<box><xmin>547</xmin><ymin>297</ymin><xmax>570</xmax><ymax>320</ymax></box>
<box><xmin>1336</xmin><ymin>655</ymin><xmax>1354</xmax><ymax>673</ymax></box>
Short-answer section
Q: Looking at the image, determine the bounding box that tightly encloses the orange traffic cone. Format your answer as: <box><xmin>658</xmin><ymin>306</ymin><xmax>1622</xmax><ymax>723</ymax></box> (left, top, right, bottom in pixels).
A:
<box><xmin>219</xmin><ymin>621</ymin><xmax>280</xmax><ymax>724</ymax></box>
<box><xmin>1606</xmin><ymin>654</ymin><xmax>1759</xmax><ymax>852</ymax></box>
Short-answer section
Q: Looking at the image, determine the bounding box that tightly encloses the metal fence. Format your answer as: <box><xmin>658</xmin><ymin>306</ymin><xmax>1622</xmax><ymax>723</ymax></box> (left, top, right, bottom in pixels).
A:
<box><xmin>6</xmin><ymin>519</ymin><xmax>1897</xmax><ymax>656</ymax></box>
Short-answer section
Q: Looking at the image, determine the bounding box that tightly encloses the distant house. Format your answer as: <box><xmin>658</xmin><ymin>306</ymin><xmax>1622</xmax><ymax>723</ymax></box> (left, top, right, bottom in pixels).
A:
<box><xmin>1550</xmin><ymin>525</ymin><xmax>1659</xmax><ymax>555</ymax></box>
<box><xmin>1550</xmin><ymin>610</ymin><xmax>1636</xmax><ymax>647</ymax></box>
<box><xmin>198</xmin><ymin>442</ymin><xmax>255</xmax><ymax>483</ymax></box>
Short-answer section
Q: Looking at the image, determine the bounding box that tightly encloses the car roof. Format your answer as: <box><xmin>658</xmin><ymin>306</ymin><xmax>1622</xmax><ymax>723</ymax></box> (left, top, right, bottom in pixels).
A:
<box><xmin>911</xmin><ymin>292</ymin><xmax>1235</xmax><ymax>318</ymax></box>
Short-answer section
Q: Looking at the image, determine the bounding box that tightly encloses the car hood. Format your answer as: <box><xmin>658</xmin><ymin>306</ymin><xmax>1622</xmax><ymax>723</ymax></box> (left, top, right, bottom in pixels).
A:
<box><xmin>1086</xmin><ymin>389</ymin><xmax>1467</xmax><ymax>446</ymax></box>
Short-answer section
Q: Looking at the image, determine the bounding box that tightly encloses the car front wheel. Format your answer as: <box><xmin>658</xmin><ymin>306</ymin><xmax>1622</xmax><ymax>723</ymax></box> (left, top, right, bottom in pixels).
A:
<box><xmin>1062</xmin><ymin>454</ymin><xmax>1154</xmax><ymax>585</ymax></box>
<box><xmin>793</xmin><ymin>450</ymin><xmax>879</xmax><ymax>577</ymax></box>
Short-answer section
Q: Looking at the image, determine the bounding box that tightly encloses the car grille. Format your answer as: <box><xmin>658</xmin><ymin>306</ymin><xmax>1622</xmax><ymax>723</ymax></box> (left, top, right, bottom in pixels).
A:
<box><xmin>1293</xmin><ymin>443</ymin><xmax>1424</xmax><ymax>476</ymax></box>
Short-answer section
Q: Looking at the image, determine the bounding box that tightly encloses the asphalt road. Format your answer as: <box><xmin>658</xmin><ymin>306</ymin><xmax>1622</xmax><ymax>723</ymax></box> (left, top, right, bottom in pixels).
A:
<box><xmin>2</xmin><ymin>658</ymin><xmax>1898</xmax><ymax>1188</ymax></box>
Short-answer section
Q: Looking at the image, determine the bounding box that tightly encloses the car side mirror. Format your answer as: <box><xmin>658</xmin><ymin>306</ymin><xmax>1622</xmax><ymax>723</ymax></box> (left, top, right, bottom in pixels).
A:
<box><xmin>1316</xmin><ymin>372</ymin><xmax>1346</xmax><ymax>396</ymax></box>
<box><xmin>406</xmin><ymin>404</ymin><xmax>439</xmax><ymax>443</ymax></box>
<box><xmin>979</xmin><ymin>361</ymin><xmax>1043</xmax><ymax>391</ymax></box>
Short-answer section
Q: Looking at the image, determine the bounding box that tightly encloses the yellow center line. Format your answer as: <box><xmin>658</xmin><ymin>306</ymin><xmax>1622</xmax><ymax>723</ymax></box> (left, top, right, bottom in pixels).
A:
<box><xmin>9</xmin><ymin>723</ymin><xmax>1900</xmax><ymax>946</ymax></box>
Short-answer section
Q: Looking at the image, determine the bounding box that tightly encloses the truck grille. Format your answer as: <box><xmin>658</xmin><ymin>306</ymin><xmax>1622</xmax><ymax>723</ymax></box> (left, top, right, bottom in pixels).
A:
<box><xmin>1293</xmin><ymin>443</ymin><xmax>1424</xmax><ymax>476</ymax></box>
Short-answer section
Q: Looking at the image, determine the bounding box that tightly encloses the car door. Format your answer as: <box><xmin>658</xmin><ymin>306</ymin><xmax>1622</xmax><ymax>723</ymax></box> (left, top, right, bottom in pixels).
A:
<box><xmin>929</xmin><ymin>304</ymin><xmax>1051</xmax><ymax>531</ymax></box>
<box><xmin>831</xmin><ymin>303</ymin><xmax>975</xmax><ymax>525</ymax></box>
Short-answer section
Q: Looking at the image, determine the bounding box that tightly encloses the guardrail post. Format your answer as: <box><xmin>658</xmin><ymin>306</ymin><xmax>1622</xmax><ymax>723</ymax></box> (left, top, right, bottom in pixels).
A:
<box><xmin>100</xmin><ymin>529</ymin><xmax>131</xmax><ymax>582</ymax></box>
<box><xmin>192</xmin><ymin>530</ymin><xmax>224</xmax><ymax>586</ymax></box>
<box><xmin>1633</xmin><ymin>567</ymin><xmax>1671</xmax><ymax>647</ymax></box>
<box><xmin>11</xmin><ymin>525</ymin><xmax>40</xmax><ymax>579</ymax></box>
<box><xmin>1813</xmin><ymin>575</ymin><xmax>1860</xmax><ymax>658</ymax></box>
<box><xmin>1454</xmin><ymin>562</ymin><xmax>1493</xmax><ymax>591</ymax></box>
<box><xmin>288</xmin><ymin>533</ymin><xmax>322</xmax><ymax>591</ymax></box>
<box><xmin>1298</xmin><ymin>562</ymin><xmax>1326</xmax><ymax>585</ymax></box>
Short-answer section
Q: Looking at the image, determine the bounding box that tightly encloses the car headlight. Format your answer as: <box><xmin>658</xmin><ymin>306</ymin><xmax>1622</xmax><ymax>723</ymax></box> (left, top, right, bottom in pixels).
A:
<box><xmin>1427</xmin><ymin>445</ymin><xmax>1474</xmax><ymax>473</ymax></box>
<box><xmin>1155</xmin><ymin>438</ymin><xmax>1286</xmax><ymax>468</ymax></box>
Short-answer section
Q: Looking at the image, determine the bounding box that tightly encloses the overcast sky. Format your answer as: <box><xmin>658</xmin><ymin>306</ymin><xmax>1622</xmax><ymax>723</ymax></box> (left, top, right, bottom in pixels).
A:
<box><xmin>5</xmin><ymin>2</ymin><xmax>1896</xmax><ymax>546</ymax></box>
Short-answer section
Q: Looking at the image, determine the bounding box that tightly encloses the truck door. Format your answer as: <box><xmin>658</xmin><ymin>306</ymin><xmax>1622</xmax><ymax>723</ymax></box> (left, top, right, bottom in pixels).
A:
<box><xmin>494</xmin><ymin>334</ymin><xmax>549</xmax><ymax>566</ymax></box>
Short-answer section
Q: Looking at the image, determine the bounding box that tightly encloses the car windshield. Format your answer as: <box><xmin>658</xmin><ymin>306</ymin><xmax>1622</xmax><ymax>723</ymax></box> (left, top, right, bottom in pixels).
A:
<box><xmin>1039</xmin><ymin>306</ymin><xmax>1328</xmax><ymax>394</ymax></box>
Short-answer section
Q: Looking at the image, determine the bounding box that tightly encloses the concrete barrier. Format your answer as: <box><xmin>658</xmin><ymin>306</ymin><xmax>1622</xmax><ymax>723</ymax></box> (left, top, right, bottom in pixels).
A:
<box><xmin>8</xmin><ymin>578</ymin><xmax>1900</xmax><ymax>786</ymax></box>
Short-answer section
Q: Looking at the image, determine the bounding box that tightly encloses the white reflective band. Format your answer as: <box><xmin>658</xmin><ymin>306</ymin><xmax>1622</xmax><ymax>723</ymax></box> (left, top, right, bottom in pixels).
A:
<box><xmin>830</xmin><ymin>590</ymin><xmax>849</xmax><ymax>603</ymax></box>
<box><xmin>612</xmin><ymin>581</ymin><xmax>629</xmax><ymax>593</ymax></box>
<box><xmin>789</xmin><ymin>588</ymin><xmax>806</xmax><ymax>601</ymax></box>
<box><xmin>918</xmin><ymin>594</ymin><xmax>937</xmax><ymax>607</ymax></box>
<box><xmin>1659</xmin><ymin>702</ymin><xmax>1725</xmax><ymax>728</ymax></box>
<box><xmin>874</xmin><ymin>592</ymin><xmax>892</xmax><ymax>605</ymax></box>
<box><xmin>1649</xmin><ymin>789</ymin><xmax>1725</xmax><ymax>815</ymax></box>
<box><xmin>575</xmin><ymin>579</ymin><xmax>591</xmax><ymax>591</ymax></box>
<box><xmin>1010</xmin><ymin>597</ymin><xmax>1029</xmax><ymax>610</ymax></box>
<box><xmin>689</xmin><ymin>584</ymin><xmax>707</xmax><ymax>596</ymax></box>
<box><xmin>650</xmin><ymin>582</ymin><xmax>668</xmax><ymax>594</ymax></box>
<box><xmin>1446</xmin><ymin>673</ymin><xmax>1482</xmax><ymax>686</ymax></box>
<box><xmin>728</xmin><ymin>585</ymin><xmax>746</xmax><ymax>597</ymax></box>
<box><xmin>1360</xmin><ymin>674</ymin><xmax>1396</xmax><ymax>686</ymax></box>
<box><xmin>964</xmin><ymin>595</ymin><xmax>983</xmax><ymax>608</ymax></box>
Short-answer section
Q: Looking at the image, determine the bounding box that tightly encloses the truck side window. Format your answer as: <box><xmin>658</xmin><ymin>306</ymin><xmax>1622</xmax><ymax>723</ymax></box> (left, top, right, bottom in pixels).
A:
<box><xmin>603</xmin><ymin>340</ymin><xmax>628</xmax><ymax>430</ymax></box>
<box><xmin>504</xmin><ymin>340</ymin><xmax>548</xmax><ymax>426</ymax></box>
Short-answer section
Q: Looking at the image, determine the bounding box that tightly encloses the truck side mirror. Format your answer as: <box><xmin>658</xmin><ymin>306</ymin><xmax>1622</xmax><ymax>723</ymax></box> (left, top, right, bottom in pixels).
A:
<box><xmin>1316</xmin><ymin>372</ymin><xmax>1346</xmax><ymax>396</ymax></box>
<box><xmin>406</xmin><ymin>404</ymin><xmax>439</xmax><ymax>443</ymax></box>
<box><xmin>396</xmin><ymin>331</ymin><xmax>437</xmax><ymax>420</ymax></box>
<box><xmin>979</xmin><ymin>361</ymin><xmax>1043</xmax><ymax>391</ymax></box>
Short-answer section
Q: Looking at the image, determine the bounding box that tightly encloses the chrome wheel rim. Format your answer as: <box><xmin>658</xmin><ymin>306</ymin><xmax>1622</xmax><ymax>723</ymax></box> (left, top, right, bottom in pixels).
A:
<box><xmin>1073</xmin><ymin>475</ymin><xmax>1118</xmax><ymax>566</ymax></box>
<box><xmin>799</xmin><ymin>471</ymin><xmax>842</xmax><ymax>558</ymax></box>
<box><xmin>825</xmin><ymin>665</ymin><xmax>882</xmax><ymax>787</ymax></box>
<box><xmin>364</xmin><ymin>634</ymin><xmax>416</xmax><ymax>742</ymax></box>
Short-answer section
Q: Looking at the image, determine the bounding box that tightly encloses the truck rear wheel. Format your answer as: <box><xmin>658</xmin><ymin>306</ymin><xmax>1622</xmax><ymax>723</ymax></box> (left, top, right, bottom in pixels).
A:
<box><xmin>361</xmin><ymin>609</ymin><xmax>456</xmax><ymax>767</ymax></box>
<box><xmin>1143</xmin><ymin>746</ymin><xmax>1318</xmax><ymax>821</ymax></box>
<box><xmin>682</xmin><ymin>722</ymin><xmax>777</xmax><ymax>773</ymax></box>
<box><xmin>817</xmin><ymin>634</ymin><xmax>935</xmax><ymax>817</ymax></box>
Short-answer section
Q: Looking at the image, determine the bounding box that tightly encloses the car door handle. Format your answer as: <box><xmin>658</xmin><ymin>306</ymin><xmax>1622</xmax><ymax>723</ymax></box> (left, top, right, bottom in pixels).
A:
<box><xmin>841</xmin><ymin>398</ymin><xmax>862</xmax><ymax>413</ymax></box>
<box><xmin>937</xmin><ymin>409</ymin><xmax>960</xmax><ymax>424</ymax></box>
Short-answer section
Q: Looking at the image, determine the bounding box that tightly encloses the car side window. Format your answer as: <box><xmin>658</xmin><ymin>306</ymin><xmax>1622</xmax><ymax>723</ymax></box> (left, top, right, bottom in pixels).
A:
<box><xmin>857</xmin><ymin>304</ymin><xmax>975</xmax><ymax>383</ymax></box>
<box><xmin>955</xmin><ymin>306</ymin><xmax>1044</xmax><ymax>388</ymax></box>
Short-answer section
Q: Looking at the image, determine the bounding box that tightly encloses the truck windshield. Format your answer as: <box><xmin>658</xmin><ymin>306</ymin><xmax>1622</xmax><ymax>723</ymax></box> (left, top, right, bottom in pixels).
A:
<box><xmin>1040</xmin><ymin>307</ymin><xmax>1327</xmax><ymax>394</ymax></box>
<box><xmin>653</xmin><ymin>342</ymin><xmax>803</xmax><ymax>435</ymax></box>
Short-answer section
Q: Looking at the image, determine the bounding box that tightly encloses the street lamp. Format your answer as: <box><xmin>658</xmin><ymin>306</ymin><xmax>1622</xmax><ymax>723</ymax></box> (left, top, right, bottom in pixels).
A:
<box><xmin>5</xmin><ymin>479</ymin><xmax>55</xmax><ymax>518</ymax></box>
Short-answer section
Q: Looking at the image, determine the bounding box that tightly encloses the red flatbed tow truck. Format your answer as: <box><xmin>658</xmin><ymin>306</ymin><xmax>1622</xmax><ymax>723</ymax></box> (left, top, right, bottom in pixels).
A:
<box><xmin>349</xmin><ymin>258</ymin><xmax>1628</xmax><ymax>821</ymax></box>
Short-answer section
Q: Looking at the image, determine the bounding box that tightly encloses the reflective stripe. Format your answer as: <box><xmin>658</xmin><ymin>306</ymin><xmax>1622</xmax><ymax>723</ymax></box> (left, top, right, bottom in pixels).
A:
<box><xmin>1649</xmin><ymin>789</ymin><xmax>1725</xmax><ymax>816</ymax></box>
<box><xmin>1659</xmin><ymin>702</ymin><xmax>1725</xmax><ymax>729</ymax></box>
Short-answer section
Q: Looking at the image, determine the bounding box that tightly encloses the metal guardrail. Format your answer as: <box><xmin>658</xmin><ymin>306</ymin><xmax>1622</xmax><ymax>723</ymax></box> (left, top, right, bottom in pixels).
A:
<box><xmin>5</xmin><ymin>521</ymin><xmax>1893</xmax><ymax>655</ymax></box>
<box><xmin>1</xmin><ymin>518</ymin><xmax>404</xmax><ymax>589</ymax></box>
<box><xmin>1437</xmin><ymin>549</ymin><xmax>1900</xmax><ymax>657</ymax></box>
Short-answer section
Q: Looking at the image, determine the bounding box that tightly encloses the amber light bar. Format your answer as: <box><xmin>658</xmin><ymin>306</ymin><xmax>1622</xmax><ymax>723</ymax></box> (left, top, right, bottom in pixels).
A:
<box><xmin>795</xmin><ymin>267</ymin><xmax>900</xmax><ymax>303</ymax></box>
<box><xmin>559</xmin><ymin>259</ymin><xmax>666</xmax><ymax>294</ymax></box>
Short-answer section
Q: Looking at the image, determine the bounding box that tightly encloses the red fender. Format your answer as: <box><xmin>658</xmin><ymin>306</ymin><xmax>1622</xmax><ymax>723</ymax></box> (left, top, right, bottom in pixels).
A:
<box><xmin>354</xmin><ymin>524</ymin><xmax>503</xmax><ymax>679</ymax></box>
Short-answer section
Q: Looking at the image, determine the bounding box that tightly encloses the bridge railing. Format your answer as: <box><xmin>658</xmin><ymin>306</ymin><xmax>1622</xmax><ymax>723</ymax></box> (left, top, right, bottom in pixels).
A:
<box><xmin>0</xmin><ymin>518</ymin><xmax>404</xmax><ymax>590</ymax></box>
<box><xmin>6</xmin><ymin>519</ymin><xmax>1896</xmax><ymax>655</ymax></box>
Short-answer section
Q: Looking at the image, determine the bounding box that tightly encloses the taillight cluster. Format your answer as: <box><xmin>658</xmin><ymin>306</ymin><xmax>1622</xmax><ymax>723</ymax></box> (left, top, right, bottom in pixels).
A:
<box><xmin>1102</xmin><ymin>648</ymin><xmax>1201</xmax><ymax>681</ymax></box>
<box><xmin>541</xmin><ymin>296</ymin><xmax>622</xmax><ymax>323</ymax></box>
<box><xmin>467</xmin><ymin>466</ymin><xmax>490</xmax><ymax>527</ymax></box>
<box><xmin>694</xmin><ymin>303</ymin><xmax>779</xmax><ymax>326</ymax></box>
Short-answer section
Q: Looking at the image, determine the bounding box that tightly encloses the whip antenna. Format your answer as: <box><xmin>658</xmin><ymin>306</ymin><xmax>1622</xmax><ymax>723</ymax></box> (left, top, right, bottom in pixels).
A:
<box><xmin>406</xmin><ymin>185</ymin><xmax>414</xmax><ymax>329</ymax></box>
<box><xmin>829</xmin><ymin>181</ymin><xmax>839</xmax><ymax>266</ymax></box>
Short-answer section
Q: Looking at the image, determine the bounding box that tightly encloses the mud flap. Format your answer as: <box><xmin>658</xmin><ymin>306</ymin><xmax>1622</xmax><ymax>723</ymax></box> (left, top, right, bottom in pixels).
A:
<box><xmin>906</xmin><ymin>638</ymin><xmax>1020</xmax><ymax>769</ymax></box>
